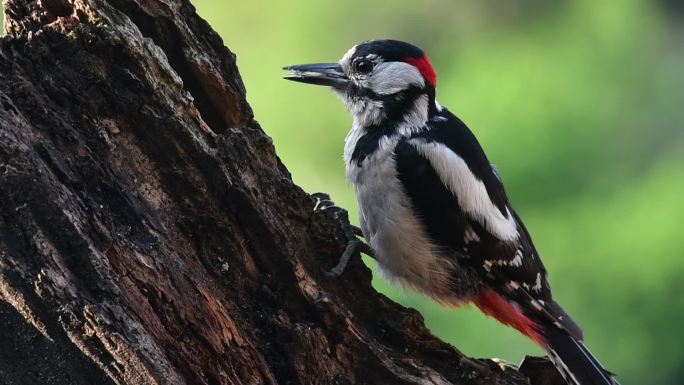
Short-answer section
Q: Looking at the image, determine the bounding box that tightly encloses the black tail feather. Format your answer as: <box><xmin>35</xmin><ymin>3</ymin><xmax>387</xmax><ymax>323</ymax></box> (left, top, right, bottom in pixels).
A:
<box><xmin>543</xmin><ymin>325</ymin><xmax>618</xmax><ymax>385</ymax></box>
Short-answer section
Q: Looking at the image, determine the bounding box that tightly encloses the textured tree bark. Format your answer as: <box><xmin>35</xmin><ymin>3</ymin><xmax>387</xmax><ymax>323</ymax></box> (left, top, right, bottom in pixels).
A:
<box><xmin>0</xmin><ymin>1</ymin><xmax>559</xmax><ymax>384</ymax></box>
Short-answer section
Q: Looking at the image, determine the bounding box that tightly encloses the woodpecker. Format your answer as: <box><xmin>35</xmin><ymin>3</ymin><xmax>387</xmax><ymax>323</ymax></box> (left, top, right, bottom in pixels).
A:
<box><xmin>284</xmin><ymin>39</ymin><xmax>618</xmax><ymax>385</ymax></box>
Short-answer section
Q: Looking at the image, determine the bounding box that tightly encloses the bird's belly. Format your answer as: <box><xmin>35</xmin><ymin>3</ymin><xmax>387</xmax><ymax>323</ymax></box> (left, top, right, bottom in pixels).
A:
<box><xmin>351</xmin><ymin>153</ymin><xmax>461</xmax><ymax>301</ymax></box>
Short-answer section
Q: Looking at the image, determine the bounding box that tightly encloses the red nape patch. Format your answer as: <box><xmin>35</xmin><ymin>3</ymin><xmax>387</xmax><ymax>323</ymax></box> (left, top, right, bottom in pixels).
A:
<box><xmin>473</xmin><ymin>288</ymin><xmax>548</xmax><ymax>347</ymax></box>
<box><xmin>404</xmin><ymin>54</ymin><xmax>437</xmax><ymax>87</ymax></box>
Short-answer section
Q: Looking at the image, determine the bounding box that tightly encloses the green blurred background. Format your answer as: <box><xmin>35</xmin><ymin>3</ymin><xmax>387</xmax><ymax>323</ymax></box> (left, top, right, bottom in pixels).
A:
<box><xmin>195</xmin><ymin>1</ymin><xmax>683</xmax><ymax>384</ymax></box>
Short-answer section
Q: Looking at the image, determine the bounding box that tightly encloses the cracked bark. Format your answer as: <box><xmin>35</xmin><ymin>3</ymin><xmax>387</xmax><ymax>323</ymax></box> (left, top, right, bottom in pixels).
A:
<box><xmin>0</xmin><ymin>1</ymin><xmax>561</xmax><ymax>384</ymax></box>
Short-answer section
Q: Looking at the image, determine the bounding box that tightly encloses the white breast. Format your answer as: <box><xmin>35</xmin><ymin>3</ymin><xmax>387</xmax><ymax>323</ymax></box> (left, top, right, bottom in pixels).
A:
<box><xmin>344</xmin><ymin>130</ymin><xmax>458</xmax><ymax>301</ymax></box>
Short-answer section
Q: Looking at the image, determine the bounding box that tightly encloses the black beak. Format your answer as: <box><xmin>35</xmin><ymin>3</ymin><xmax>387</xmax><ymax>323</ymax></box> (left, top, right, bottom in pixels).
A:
<box><xmin>283</xmin><ymin>63</ymin><xmax>349</xmax><ymax>88</ymax></box>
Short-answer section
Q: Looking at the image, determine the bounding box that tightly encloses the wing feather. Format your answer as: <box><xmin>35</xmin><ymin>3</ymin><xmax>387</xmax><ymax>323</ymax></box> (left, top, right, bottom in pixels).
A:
<box><xmin>395</xmin><ymin>110</ymin><xmax>582</xmax><ymax>337</ymax></box>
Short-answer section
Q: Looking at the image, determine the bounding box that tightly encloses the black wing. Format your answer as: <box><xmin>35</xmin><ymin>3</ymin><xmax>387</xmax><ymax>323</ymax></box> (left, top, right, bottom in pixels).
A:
<box><xmin>394</xmin><ymin>109</ymin><xmax>582</xmax><ymax>339</ymax></box>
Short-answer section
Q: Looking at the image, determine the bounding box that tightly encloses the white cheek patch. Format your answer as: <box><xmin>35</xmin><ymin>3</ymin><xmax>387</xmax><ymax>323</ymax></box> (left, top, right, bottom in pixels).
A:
<box><xmin>410</xmin><ymin>140</ymin><xmax>519</xmax><ymax>241</ymax></box>
<box><xmin>367</xmin><ymin>62</ymin><xmax>425</xmax><ymax>95</ymax></box>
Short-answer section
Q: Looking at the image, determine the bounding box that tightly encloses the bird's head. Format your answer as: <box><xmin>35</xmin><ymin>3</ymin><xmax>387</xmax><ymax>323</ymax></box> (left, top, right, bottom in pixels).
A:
<box><xmin>284</xmin><ymin>39</ymin><xmax>437</xmax><ymax>127</ymax></box>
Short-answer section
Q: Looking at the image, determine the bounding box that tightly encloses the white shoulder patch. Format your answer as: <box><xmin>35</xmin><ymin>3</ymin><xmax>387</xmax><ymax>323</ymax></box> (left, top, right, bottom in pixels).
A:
<box><xmin>410</xmin><ymin>140</ymin><xmax>519</xmax><ymax>241</ymax></box>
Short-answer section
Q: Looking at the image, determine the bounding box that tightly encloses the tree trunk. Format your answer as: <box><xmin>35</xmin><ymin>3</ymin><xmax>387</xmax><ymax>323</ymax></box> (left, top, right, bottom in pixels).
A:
<box><xmin>0</xmin><ymin>1</ymin><xmax>558</xmax><ymax>384</ymax></box>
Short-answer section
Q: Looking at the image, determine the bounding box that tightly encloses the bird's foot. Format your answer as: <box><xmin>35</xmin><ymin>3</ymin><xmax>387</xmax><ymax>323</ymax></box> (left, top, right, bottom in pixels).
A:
<box><xmin>311</xmin><ymin>192</ymin><xmax>374</xmax><ymax>276</ymax></box>
<box><xmin>312</xmin><ymin>192</ymin><xmax>345</xmax><ymax>218</ymax></box>
<box><xmin>312</xmin><ymin>192</ymin><xmax>363</xmax><ymax>236</ymax></box>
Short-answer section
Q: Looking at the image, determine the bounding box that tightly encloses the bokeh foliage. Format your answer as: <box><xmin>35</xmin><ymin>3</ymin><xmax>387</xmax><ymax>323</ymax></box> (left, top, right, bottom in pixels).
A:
<box><xmin>195</xmin><ymin>1</ymin><xmax>684</xmax><ymax>384</ymax></box>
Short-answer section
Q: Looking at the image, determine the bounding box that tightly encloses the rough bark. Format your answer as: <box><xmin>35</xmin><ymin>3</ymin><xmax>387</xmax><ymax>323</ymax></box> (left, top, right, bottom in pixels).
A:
<box><xmin>0</xmin><ymin>1</ymin><xmax>558</xmax><ymax>384</ymax></box>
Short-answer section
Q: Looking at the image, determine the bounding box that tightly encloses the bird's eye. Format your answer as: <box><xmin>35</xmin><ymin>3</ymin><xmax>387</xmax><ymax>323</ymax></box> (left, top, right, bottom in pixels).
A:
<box><xmin>353</xmin><ymin>59</ymin><xmax>374</xmax><ymax>74</ymax></box>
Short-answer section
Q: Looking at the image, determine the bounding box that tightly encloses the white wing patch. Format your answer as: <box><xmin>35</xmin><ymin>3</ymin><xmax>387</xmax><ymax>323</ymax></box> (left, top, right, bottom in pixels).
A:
<box><xmin>522</xmin><ymin>273</ymin><xmax>543</xmax><ymax>292</ymax></box>
<box><xmin>410</xmin><ymin>140</ymin><xmax>519</xmax><ymax>241</ymax></box>
<box><xmin>486</xmin><ymin>249</ymin><xmax>523</xmax><ymax>268</ymax></box>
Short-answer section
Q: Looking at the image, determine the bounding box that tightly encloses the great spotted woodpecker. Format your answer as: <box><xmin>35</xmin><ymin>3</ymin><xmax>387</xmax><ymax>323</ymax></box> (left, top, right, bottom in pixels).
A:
<box><xmin>284</xmin><ymin>39</ymin><xmax>618</xmax><ymax>385</ymax></box>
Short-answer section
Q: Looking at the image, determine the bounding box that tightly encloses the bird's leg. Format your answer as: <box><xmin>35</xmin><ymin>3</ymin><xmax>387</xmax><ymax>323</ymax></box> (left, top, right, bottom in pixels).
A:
<box><xmin>311</xmin><ymin>192</ymin><xmax>375</xmax><ymax>276</ymax></box>
<box><xmin>350</xmin><ymin>224</ymin><xmax>364</xmax><ymax>237</ymax></box>
<box><xmin>325</xmin><ymin>236</ymin><xmax>376</xmax><ymax>277</ymax></box>
<box><xmin>326</xmin><ymin>239</ymin><xmax>358</xmax><ymax>277</ymax></box>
